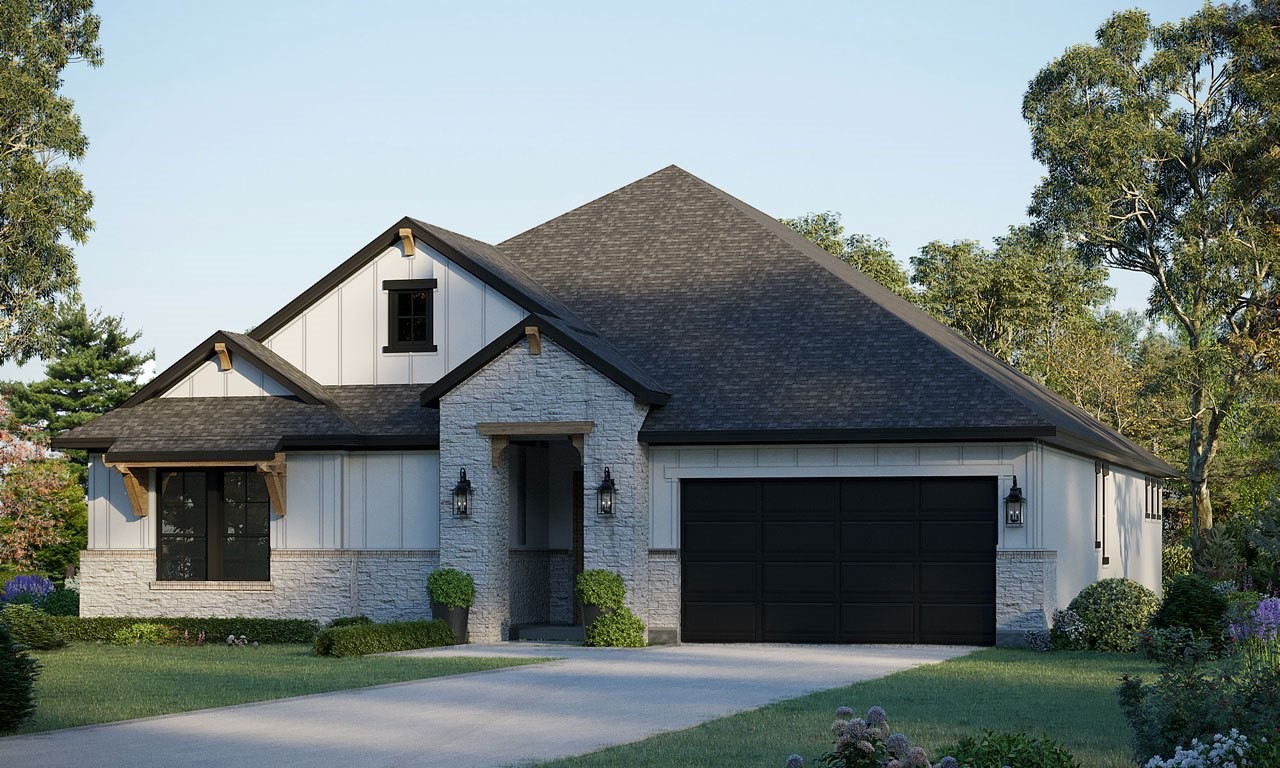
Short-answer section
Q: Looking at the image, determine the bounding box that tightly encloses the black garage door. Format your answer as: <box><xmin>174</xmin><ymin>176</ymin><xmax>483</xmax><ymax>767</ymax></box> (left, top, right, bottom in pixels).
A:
<box><xmin>681</xmin><ymin>478</ymin><xmax>996</xmax><ymax>644</ymax></box>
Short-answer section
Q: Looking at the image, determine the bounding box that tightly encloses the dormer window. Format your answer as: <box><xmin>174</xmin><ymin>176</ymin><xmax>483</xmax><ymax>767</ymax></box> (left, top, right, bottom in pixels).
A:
<box><xmin>382</xmin><ymin>279</ymin><xmax>438</xmax><ymax>353</ymax></box>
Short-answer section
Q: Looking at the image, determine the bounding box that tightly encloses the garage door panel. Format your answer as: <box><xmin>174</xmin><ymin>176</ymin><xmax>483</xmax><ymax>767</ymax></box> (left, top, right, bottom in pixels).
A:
<box><xmin>841</xmin><ymin>521</ymin><xmax>914</xmax><ymax>555</ymax></box>
<box><xmin>842</xmin><ymin>562</ymin><xmax>915</xmax><ymax>596</ymax></box>
<box><xmin>682</xmin><ymin>481</ymin><xmax>759</xmax><ymax>514</ymax></box>
<box><xmin>919</xmin><ymin>603</ymin><xmax>996</xmax><ymax>643</ymax></box>
<box><xmin>841</xmin><ymin>479</ymin><xmax>917</xmax><ymax>515</ymax></box>
<box><xmin>684</xmin><ymin>562</ymin><xmax>759</xmax><ymax>595</ymax></box>
<box><xmin>763</xmin><ymin>482</ymin><xmax>839</xmax><ymax>517</ymax></box>
<box><xmin>841</xmin><ymin>603</ymin><xmax>915</xmax><ymax>641</ymax></box>
<box><xmin>763</xmin><ymin>522</ymin><xmax>837</xmax><ymax>553</ymax></box>
<box><xmin>920</xmin><ymin>479</ymin><xmax>996</xmax><ymax>511</ymax></box>
<box><xmin>683</xmin><ymin>602</ymin><xmax>758</xmax><ymax>639</ymax></box>
<box><xmin>920</xmin><ymin>521</ymin><xmax>993</xmax><ymax>555</ymax></box>
<box><xmin>763</xmin><ymin>602</ymin><xmax>837</xmax><ymax>641</ymax></box>
<box><xmin>683</xmin><ymin>521</ymin><xmax>759</xmax><ymax>553</ymax></box>
<box><xmin>920</xmin><ymin>562</ymin><xmax>994</xmax><ymax>597</ymax></box>
<box><xmin>763</xmin><ymin>562</ymin><xmax>835</xmax><ymax>596</ymax></box>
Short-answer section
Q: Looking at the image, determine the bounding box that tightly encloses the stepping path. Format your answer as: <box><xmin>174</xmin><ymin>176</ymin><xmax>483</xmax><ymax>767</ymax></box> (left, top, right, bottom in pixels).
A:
<box><xmin>1</xmin><ymin>642</ymin><xmax>974</xmax><ymax>768</ymax></box>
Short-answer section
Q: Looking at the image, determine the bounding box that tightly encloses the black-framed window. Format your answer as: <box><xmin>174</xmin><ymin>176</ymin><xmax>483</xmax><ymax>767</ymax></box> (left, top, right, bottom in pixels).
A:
<box><xmin>383</xmin><ymin>279</ymin><xmax>438</xmax><ymax>353</ymax></box>
<box><xmin>158</xmin><ymin>469</ymin><xmax>271</xmax><ymax>581</ymax></box>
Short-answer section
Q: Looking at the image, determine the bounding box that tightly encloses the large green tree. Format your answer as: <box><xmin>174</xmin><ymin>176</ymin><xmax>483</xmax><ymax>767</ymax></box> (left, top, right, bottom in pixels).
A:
<box><xmin>1024</xmin><ymin>3</ymin><xmax>1280</xmax><ymax>541</ymax></box>
<box><xmin>3</xmin><ymin>302</ymin><xmax>152</xmax><ymax>477</ymax></box>
<box><xmin>781</xmin><ymin>212</ymin><xmax>913</xmax><ymax>298</ymax></box>
<box><xmin>910</xmin><ymin>226</ymin><xmax>1112</xmax><ymax>366</ymax></box>
<box><xmin>0</xmin><ymin>0</ymin><xmax>101</xmax><ymax>363</ymax></box>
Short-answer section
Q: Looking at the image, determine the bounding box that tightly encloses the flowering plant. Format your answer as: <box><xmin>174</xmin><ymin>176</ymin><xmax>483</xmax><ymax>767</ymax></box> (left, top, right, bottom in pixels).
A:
<box><xmin>1049</xmin><ymin>608</ymin><xmax>1085</xmax><ymax>650</ymax></box>
<box><xmin>1144</xmin><ymin>729</ymin><xmax>1251</xmax><ymax>768</ymax></box>
<box><xmin>788</xmin><ymin>706</ymin><xmax>940</xmax><ymax>768</ymax></box>
<box><xmin>1</xmin><ymin>575</ymin><xmax>53</xmax><ymax>607</ymax></box>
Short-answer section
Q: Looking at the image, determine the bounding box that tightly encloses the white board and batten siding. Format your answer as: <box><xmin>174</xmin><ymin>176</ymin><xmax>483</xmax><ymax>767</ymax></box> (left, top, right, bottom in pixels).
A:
<box><xmin>85</xmin><ymin>452</ymin><xmax>442</xmax><ymax>553</ymax></box>
<box><xmin>261</xmin><ymin>239</ymin><xmax>526</xmax><ymax>385</ymax></box>
<box><xmin>648</xmin><ymin>443</ymin><xmax>1035</xmax><ymax>550</ymax></box>
<box><xmin>160</xmin><ymin>357</ymin><xmax>293</xmax><ymax>399</ymax></box>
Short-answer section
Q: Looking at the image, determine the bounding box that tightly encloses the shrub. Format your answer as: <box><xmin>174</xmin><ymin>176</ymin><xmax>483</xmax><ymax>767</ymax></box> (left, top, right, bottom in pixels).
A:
<box><xmin>1023</xmin><ymin>628</ymin><xmax>1053</xmax><ymax>652</ymax></box>
<box><xmin>1152</xmin><ymin>574</ymin><xmax>1228</xmax><ymax>641</ymax></box>
<box><xmin>0</xmin><ymin>604</ymin><xmax>66</xmax><ymax>650</ymax></box>
<box><xmin>574</xmin><ymin>569</ymin><xmax>625</xmax><ymax>611</ymax></box>
<box><xmin>584</xmin><ymin>606</ymin><xmax>646</xmax><ymax>647</ymax></box>
<box><xmin>40</xmin><ymin>587</ymin><xmax>79</xmax><ymax>617</ymax></box>
<box><xmin>1162</xmin><ymin>542</ymin><xmax>1193</xmax><ymax>594</ymax></box>
<box><xmin>1137</xmin><ymin>626</ymin><xmax>1216</xmax><ymax>666</ymax></box>
<box><xmin>0</xmin><ymin>621</ymin><xmax>39</xmax><ymax>734</ymax></box>
<box><xmin>938</xmin><ymin>731</ymin><xmax>1081</xmax><ymax>768</ymax></box>
<box><xmin>1144</xmin><ymin>729</ymin><xmax>1254</xmax><ymax>768</ymax></box>
<box><xmin>426</xmin><ymin>568</ymin><xmax>474</xmax><ymax>610</ymax></box>
<box><xmin>313</xmin><ymin>619</ymin><xmax>455</xmax><ymax>657</ymax></box>
<box><xmin>110</xmin><ymin>622</ymin><xmax>177</xmax><ymax>646</ymax></box>
<box><xmin>790</xmin><ymin>705</ymin><xmax>946</xmax><ymax>768</ymax></box>
<box><xmin>1049</xmin><ymin>609</ymin><xmax>1085</xmax><ymax>651</ymax></box>
<box><xmin>327</xmin><ymin>615</ymin><xmax>372</xmax><ymax>628</ymax></box>
<box><xmin>49</xmin><ymin>616</ymin><xmax>319</xmax><ymax>644</ymax></box>
<box><xmin>1</xmin><ymin>575</ymin><xmax>53</xmax><ymax>608</ymax></box>
<box><xmin>1067</xmin><ymin>578</ymin><xmax>1159</xmax><ymax>652</ymax></box>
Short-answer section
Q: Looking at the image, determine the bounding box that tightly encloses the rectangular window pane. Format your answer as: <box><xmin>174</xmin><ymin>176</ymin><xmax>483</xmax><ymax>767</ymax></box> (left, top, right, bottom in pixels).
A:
<box><xmin>159</xmin><ymin>537</ymin><xmax>207</xmax><ymax>581</ymax></box>
<box><xmin>245</xmin><ymin>472</ymin><xmax>270</xmax><ymax>503</ymax></box>
<box><xmin>411</xmin><ymin>317</ymin><xmax>427</xmax><ymax>341</ymax></box>
<box><xmin>411</xmin><ymin>291</ymin><xmax>427</xmax><ymax>316</ymax></box>
<box><xmin>397</xmin><ymin>292</ymin><xmax>413</xmax><ymax>317</ymax></box>
<box><xmin>397</xmin><ymin>318</ymin><xmax>412</xmax><ymax>342</ymax></box>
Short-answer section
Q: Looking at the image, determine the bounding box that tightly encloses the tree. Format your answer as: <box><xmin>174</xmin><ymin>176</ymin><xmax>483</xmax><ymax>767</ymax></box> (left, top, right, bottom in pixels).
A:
<box><xmin>1023</xmin><ymin>3</ymin><xmax>1280</xmax><ymax>542</ymax></box>
<box><xmin>0</xmin><ymin>0</ymin><xmax>102</xmax><ymax>363</ymax></box>
<box><xmin>781</xmin><ymin>212</ymin><xmax>914</xmax><ymax>298</ymax></box>
<box><xmin>0</xmin><ymin>398</ymin><xmax>81</xmax><ymax>575</ymax></box>
<box><xmin>910</xmin><ymin>226</ymin><xmax>1112</xmax><ymax>366</ymax></box>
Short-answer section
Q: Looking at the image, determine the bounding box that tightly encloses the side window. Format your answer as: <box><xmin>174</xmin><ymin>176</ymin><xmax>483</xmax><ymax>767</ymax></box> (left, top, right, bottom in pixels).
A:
<box><xmin>383</xmin><ymin>279</ymin><xmax>438</xmax><ymax>353</ymax></box>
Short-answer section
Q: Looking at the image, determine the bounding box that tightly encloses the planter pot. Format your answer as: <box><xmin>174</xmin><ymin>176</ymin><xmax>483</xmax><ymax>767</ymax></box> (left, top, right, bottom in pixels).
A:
<box><xmin>432</xmin><ymin>601</ymin><xmax>469</xmax><ymax>644</ymax></box>
<box><xmin>580</xmin><ymin>603</ymin><xmax>612</xmax><ymax>633</ymax></box>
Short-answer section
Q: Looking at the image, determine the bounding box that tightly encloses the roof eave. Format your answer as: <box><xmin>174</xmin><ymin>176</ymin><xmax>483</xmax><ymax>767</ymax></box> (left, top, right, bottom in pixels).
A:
<box><xmin>638</xmin><ymin>426</ymin><xmax>1056</xmax><ymax>445</ymax></box>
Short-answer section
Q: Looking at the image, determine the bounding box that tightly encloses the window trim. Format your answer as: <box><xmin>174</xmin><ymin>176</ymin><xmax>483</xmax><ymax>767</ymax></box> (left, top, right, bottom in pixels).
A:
<box><xmin>382</xmin><ymin>278</ymin><xmax>438</xmax><ymax>353</ymax></box>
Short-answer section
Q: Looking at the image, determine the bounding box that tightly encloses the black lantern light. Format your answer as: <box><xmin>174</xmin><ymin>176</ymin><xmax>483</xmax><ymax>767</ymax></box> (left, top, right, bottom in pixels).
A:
<box><xmin>597</xmin><ymin>467</ymin><xmax>616</xmax><ymax>516</ymax></box>
<box><xmin>452</xmin><ymin>468</ymin><xmax>472</xmax><ymax>517</ymax></box>
<box><xmin>1004</xmin><ymin>475</ymin><xmax>1025</xmax><ymax>527</ymax></box>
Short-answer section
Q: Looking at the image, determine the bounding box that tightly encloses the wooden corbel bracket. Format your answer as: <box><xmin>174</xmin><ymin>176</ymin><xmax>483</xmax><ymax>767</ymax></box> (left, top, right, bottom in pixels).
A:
<box><xmin>524</xmin><ymin>325</ymin><xmax>542</xmax><ymax>356</ymax></box>
<box><xmin>213</xmin><ymin>342</ymin><xmax>232</xmax><ymax>372</ymax></box>
<box><xmin>256</xmin><ymin>452</ymin><xmax>288</xmax><ymax>516</ymax></box>
<box><xmin>398</xmin><ymin>227</ymin><xmax>416</xmax><ymax>257</ymax></box>
<box><xmin>104</xmin><ymin>464</ymin><xmax>150</xmax><ymax>518</ymax></box>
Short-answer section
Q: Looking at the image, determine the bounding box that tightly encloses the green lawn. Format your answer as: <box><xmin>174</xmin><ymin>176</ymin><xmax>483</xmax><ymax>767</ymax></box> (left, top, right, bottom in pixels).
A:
<box><xmin>535</xmin><ymin>649</ymin><xmax>1155</xmax><ymax>768</ymax></box>
<box><xmin>20</xmin><ymin>642</ymin><xmax>544</xmax><ymax>734</ymax></box>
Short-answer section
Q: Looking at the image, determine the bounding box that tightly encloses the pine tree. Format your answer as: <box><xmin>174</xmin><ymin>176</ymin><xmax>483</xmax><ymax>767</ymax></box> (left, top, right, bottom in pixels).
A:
<box><xmin>3</xmin><ymin>303</ymin><xmax>153</xmax><ymax>475</ymax></box>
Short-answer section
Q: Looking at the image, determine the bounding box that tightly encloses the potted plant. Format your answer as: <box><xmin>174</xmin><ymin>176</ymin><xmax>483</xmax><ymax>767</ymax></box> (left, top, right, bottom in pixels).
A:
<box><xmin>427</xmin><ymin>568</ymin><xmax>474</xmax><ymax>643</ymax></box>
<box><xmin>574</xmin><ymin>569</ymin><xmax>625</xmax><ymax>631</ymax></box>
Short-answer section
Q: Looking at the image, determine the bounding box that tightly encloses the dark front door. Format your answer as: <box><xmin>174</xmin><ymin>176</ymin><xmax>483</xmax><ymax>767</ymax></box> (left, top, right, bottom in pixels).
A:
<box><xmin>680</xmin><ymin>478</ymin><xmax>996</xmax><ymax>644</ymax></box>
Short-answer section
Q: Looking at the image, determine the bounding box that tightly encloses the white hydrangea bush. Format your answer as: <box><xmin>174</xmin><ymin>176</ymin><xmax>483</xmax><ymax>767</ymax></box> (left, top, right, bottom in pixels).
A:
<box><xmin>1144</xmin><ymin>730</ymin><xmax>1251</xmax><ymax>768</ymax></box>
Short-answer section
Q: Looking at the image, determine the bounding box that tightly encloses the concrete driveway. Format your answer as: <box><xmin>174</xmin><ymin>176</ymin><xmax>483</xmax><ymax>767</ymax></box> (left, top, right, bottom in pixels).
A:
<box><xmin>0</xmin><ymin>642</ymin><xmax>974</xmax><ymax>768</ymax></box>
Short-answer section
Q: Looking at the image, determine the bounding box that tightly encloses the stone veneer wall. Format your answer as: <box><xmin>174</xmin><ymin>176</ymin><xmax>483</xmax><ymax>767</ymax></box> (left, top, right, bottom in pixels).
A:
<box><xmin>439</xmin><ymin>336</ymin><xmax>649</xmax><ymax>641</ymax></box>
<box><xmin>79</xmin><ymin>549</ymin><xmax>438</xmax><ymax>622</ymax></box>
<box><xmin>646</xmin><ymin>550</ymin><xmax>680</xmax><ymax>643</ymax></box>
<box><xmin>995</xmin><ymin>549</ymin><xmax>1057</xmax><ymax>645</ymax></box>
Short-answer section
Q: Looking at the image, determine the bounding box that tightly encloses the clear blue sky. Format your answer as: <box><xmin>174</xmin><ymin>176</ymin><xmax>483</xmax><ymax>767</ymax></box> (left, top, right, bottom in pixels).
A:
<box><xmin>6</xmin><ymin>0</ymin><xmax>1206</xmax><ymax>380</ymax></box>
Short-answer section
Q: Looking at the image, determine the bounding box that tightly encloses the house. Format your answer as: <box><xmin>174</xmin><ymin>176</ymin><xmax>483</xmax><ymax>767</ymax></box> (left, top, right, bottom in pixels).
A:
<box><xmin>52</xmin><ymin>166</ymin><xmax>1172</xmax><ymax>645</ymax></box>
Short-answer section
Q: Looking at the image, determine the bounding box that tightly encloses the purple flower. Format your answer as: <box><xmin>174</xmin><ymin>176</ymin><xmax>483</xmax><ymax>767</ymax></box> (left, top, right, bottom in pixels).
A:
<box><xmin>886</xmin><ymin>761</ymin><xmax>902</xmax><ymax>768</ymax></box>
<box><xmin>856</xmin><ymin>740</ymin><xmax>874</xmax><ymax>754</ymax></box>
<box><xmin>886</xmin><ymin>733</ymin><xmax>911</xmax><ymax>756</ymax></box>
<box><xmin>906</xmin><ymin>746</ymin><xmax>930</xmax><ymax>767</ymax></box>
<box><xmin>835</xmin><ymin>706</ymin><xmax>853</xmax><ymax>719</ymax></box>
<box><xmin>785</xmin><ymin>755</ymin><xmax>804</xmax><ymax>768</ymax></box>
<box><xmin>1</xmin><ymin>575</ymin><xmax>53</xmax><ymax>606</ymax></box>
<box><xmin>831</xmin><ymin>720</ymin><xmax>847</xmax><ymax>737</ymax></box>
<box><xmin>937</xmin><ymin>758</ymin><xmax>959</xmax><ymax>768</ymax></box>
<box><xmin>1229</xmin><ymin>597</ymin><xmax>1280</xmax><ymax>641</ymax></box>
<box><xmin>846</xmin><ymin>718</ymin><xmax>869</xmax><ymax>740</ymax></box>
<box><xmin>866</xmin><ymin>706</ymin><xmax>887</xmax><ymax>726</ymax></box>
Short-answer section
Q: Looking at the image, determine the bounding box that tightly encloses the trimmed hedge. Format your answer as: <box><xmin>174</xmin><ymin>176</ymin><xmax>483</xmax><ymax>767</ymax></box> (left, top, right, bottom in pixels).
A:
<box><xmin>584</xmin><ymin>606</ymin><xmax>646</xmax><ymax>647</ymax></box>
<box><xmin>1152</xmin><ymin>574</ymin><xmax>1227</xmax><ymax>639</ymax></box>
<box><xmin>110</xmin><ymin>622</ymin><xmax>178</xmax><ymax>646</ymax></box>
<box><xmin>1067</xmin><ymin>577</ymin><xmax>1160</xmax><ymax>652</ymax></box>
<box><xmin>313</xmin><ymin>619</ymin><xmax>456</xmax><ymax>657</ymax></box>
<box><xmin>40</xmin><ymin>587</ymin><xmax>79</xmax><ymax>617</ymax></box>
<box><xmin>574</xmin><ymin>570</ymin><xmax>625</xmax><ymax>611</ymax></box>
<box><xmin>1</xmin><ymin>604</ymin><xmax>67</xmax><ymax>650</ymax></box>
<box><xmin>50</xmin><ymin>616</ymin><xmax>319</xmax><ymax>644</ymax></box>
<box><xmin>327</xmin><ymin>615</ymin><xmax>372</xmax><ymax>628</ymax></box>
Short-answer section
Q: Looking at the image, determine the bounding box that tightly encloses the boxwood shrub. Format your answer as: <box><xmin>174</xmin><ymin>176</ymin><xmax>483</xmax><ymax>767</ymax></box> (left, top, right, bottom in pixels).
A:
<box><xmin>939</xmin><ymin>730</ymin><xmax>1081</xmax><ymax>768</ymax></box>
<box><xmin>327</xmin><ymin>615</ymin><xmax>372</xmax><ymax>628</ymax></box>
<box><xmin>1</xmin><ymin>604</ymin><xmax>67</xmax><ymax>650</ymax></box>
<box><xmin>50</xmin><ymin>616</ymin><xmax>319</xmax><ymax>644</ymax></box>
<box><xmin>40</xmin><ymin>587</ymin><xmax>79</xmax><ymax>617</ymax></box>
<box><xmin>0</xmin><ymin>621</ymin><xmax>39</xmax><ymax>734</ymax></box>
<box><xmin>1067</xmin><ymin>577</ymin><xmax>1160</xmax><ymax>652</ymax></box>
<box><xmin>110</xmin><ymin>622</ymin><xmax>178</xmax><ymax>646</ymax></box>
<box><xmin>574</xmin><ymin>570</ymin><xmax>625</xmax><ymax>611</ymax></box>
<box><xmin>584</xmin><ymin>606</ymin><xmax>646</xmax><ymax>647</ymax></box>
<box><xmin>1152</xmin><ymin>574</ymin><xmax>1228</xmax><ymax>639</ymax></box>
<box><xmin>426</xmin><ymin>568</ymin><xmax>474</xmax><ymax>610</ymax></box>
<box><xmin>313</xmin><ymin>619</ymin><xmax>456</xmax><ymax>657</ymax></box>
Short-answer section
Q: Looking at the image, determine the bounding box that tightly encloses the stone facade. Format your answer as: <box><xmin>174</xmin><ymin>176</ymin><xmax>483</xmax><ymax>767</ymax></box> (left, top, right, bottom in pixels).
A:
<box><xmin>79</xmin><ymin>549</ymin><xmax>438</xmax><ymax>622</ymax></box>
<box><xmin>646</xmin><ymin>550</ymin><xmax>680</xmax><ymax>643</ymax></box>
<box><xmin>995</xmin><ymin>549</ymin><xmax>1057</xmax><ymax>645</ymax></box>
<box><xmin>439</xmin><ymin>336</ymin><xmax>649</xmax><ymax>641</ymax></box>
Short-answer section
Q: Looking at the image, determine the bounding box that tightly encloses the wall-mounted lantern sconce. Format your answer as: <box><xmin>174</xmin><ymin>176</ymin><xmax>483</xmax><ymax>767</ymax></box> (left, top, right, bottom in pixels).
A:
<box><xmin>1004</xmin><ymin>476</ymin><xmax>1025</xmax><ymax>527</ymax></box>
<box><xmin>597</xmin><ymin>468</ymin><xmax>616</xmax><ymax>516</ymax></box>
<box><xmin>452</xmin><ymin>468</ymin><xmax>472</xmax><ymax>517</ymax></box>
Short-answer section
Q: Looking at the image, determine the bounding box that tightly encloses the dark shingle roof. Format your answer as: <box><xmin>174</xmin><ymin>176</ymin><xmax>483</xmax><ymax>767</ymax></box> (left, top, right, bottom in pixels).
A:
<box><xmin>54</xmin><ymin>387</ymin><xmax>438</xmax><ymax>457</ymax></box>
<box><xmin>499</xmin><ymin>165</ymin><xmax>1174</xmax><ymax>476</ymax></box>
